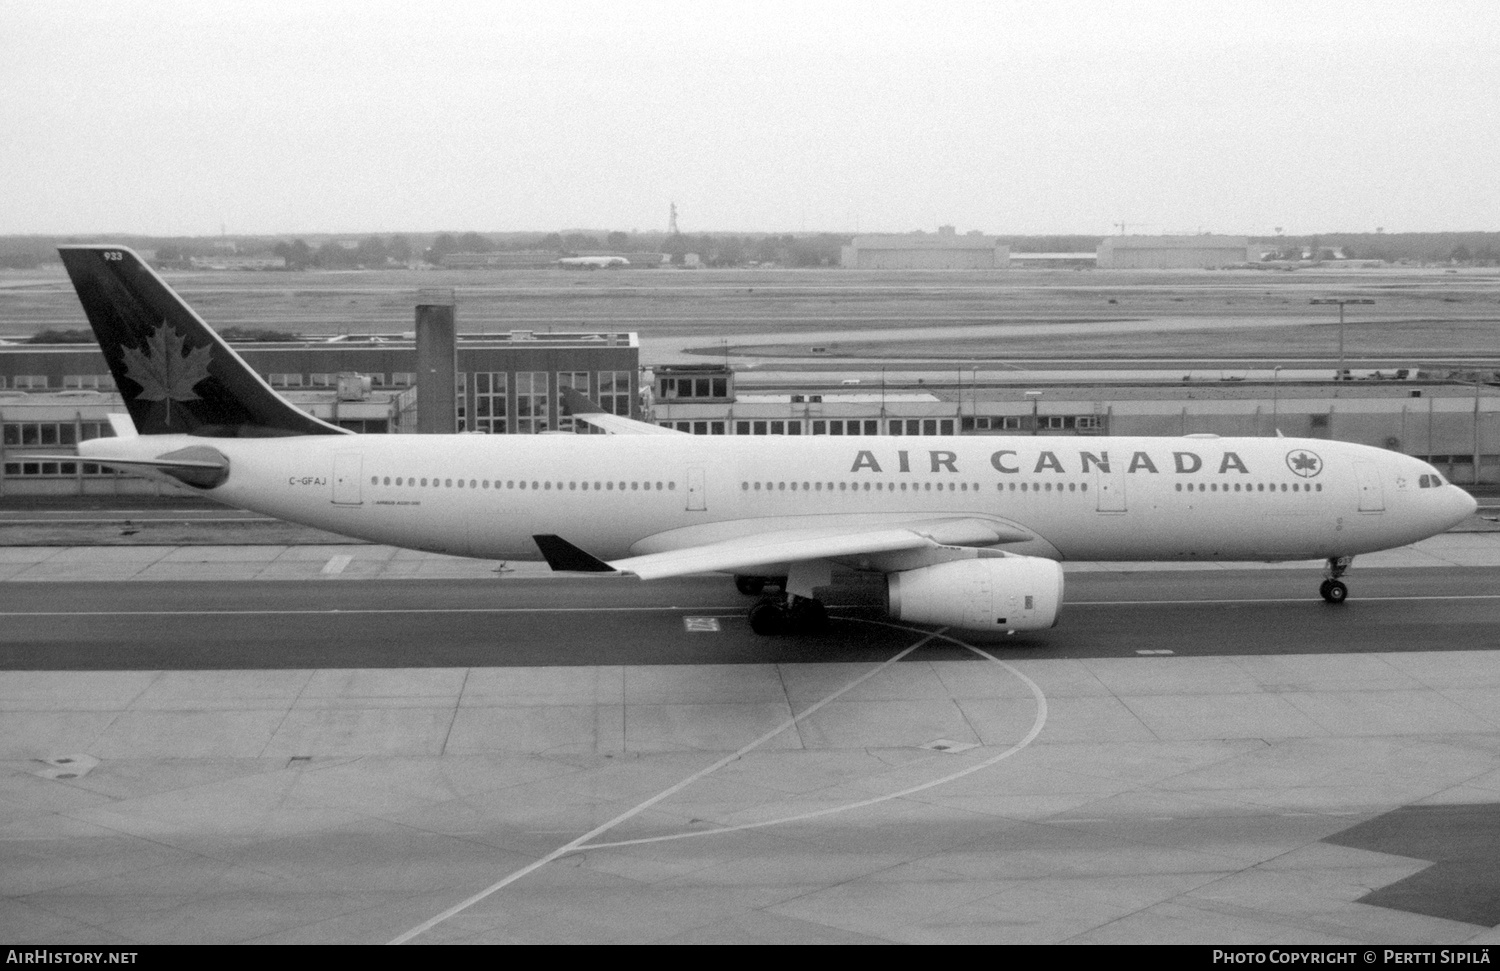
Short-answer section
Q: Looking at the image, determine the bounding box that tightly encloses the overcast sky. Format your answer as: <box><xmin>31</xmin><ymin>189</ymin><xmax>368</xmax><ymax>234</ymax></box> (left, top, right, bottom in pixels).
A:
<box><xmin>4</xmin><ymin>0</ymin><xmax>1497</xmax><ymax>237</ymax></box>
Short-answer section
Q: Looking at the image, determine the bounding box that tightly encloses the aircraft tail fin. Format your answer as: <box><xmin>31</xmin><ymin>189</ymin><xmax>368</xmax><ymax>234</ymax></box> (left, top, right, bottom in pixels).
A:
<box><xmin>57</xmin><ymin>245</ymin><xmax>350</xmax><ymax>437</ymax></box>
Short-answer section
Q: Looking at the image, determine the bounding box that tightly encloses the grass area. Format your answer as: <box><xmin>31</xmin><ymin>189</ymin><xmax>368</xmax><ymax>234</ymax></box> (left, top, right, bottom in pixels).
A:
<box><xmin>4</xmin><ymin>264</ymin><xmax>1498</xmax><ymax>360</ymax></box>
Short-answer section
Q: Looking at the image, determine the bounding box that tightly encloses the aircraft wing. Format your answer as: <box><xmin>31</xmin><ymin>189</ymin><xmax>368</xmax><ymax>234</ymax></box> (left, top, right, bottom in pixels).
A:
<box><xmin>535</xmin><ymin>516</ymin><xmax>1032</xmax><ymax>581</ymax></box>
<box><xmin>561</xmin><ymin>388</ymin><xmax>685</xmax><ymax>435</ymax></box>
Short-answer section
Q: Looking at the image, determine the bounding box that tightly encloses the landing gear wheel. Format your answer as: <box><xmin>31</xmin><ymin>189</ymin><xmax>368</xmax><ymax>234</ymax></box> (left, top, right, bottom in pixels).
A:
<box><xmin>1319</xmin><ymin>579</ymin><xmax>1348</xmax><ymax>604</ymax></box>
<box><xmin>735</xmin><ymin>575</ymin><xmax>766</xmax><ymax>596</ymax></box>
<box><xmin>748</xmin><ymin>600</ymin><xmax>787</xmax><ymax>635</ymax></box>
<box><xmin>788</xmin><ymin>598</ymin><xmax>829</xmax><ymax>633</ymax></box>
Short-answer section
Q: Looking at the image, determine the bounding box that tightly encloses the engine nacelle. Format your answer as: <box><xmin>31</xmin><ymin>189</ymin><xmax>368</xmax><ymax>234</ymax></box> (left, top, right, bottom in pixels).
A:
<box><xmin>887</xmin><ymin>556</ymin><xmax>1064</xmax><ymax>632</ymax></box>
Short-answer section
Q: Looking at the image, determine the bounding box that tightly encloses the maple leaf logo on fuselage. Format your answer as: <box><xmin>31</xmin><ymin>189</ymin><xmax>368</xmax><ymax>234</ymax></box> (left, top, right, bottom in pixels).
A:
<box><xmin>1286</xmin><ymin>449</ymin><xmax>1323</xmax><ymax>478</ymax></box>
<box><xmin>119</xmin><ymin>321</ymin><xmax>213</xmax><ymax>427</ymax></box>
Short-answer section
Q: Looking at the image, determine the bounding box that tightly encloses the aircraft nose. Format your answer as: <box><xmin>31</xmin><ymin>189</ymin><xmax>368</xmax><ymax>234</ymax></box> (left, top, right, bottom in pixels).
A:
<box><xmin>1457</xmin><ymin>488</ymin><xmax>1478</xmax><ymax>520</ymax></box>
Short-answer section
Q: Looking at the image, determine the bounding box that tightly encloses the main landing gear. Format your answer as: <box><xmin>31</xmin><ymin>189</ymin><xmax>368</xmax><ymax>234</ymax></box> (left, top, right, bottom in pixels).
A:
<box><xmin>734</xmin><ymin>574</ymin><xmax>786</xmax><ymax>596</ymax></box>
<box><xmin>747</xmin><ymin>594</ymin><xmax>829</xmax><ymax>636</ymax></box>
<box><xmin>1319</xmin><ymin>556</ymin><xmax>1353</xmax><ymax>604</ymax></box>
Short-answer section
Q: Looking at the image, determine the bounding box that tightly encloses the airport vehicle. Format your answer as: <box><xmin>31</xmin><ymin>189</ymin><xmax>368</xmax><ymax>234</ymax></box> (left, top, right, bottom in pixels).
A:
<box><xmin>56</xmin><ymin>246</ymin><xmax>1476</xmax><ymax>635</ymax></box>
<box><xmin>557</xmin><ymin>256</ymin><xmax>629</xmax><ymax>269</ymax></box>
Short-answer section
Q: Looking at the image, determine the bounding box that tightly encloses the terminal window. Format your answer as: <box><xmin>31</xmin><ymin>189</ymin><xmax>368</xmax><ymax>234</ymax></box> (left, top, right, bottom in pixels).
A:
<box><xmin>597</xmin><ymin>370</ymin><xmax>632</xmax><ymax>416</ymax></box>
<box><xmin>660</xmin><ymin>376</ymin><xmax>728</xmax><ymax>400</ymax></box>
<box><xmin>556</xmin><ymin>371</ymin><xmax>589</xmax><ymax>432</ymax></box>
<box><xmin>515</xmin><ymin>372</ymin><xmax>549</xmax><ymax>434</ymax></box>
<box><xmin>473</xmin><ymin>372</ymin><xmax>508</xmax><ymax>434</ymax></box>
<box><xmin>63</xmin><ymin>374</ymin><xmax>115</xmax><ymax>390</ymax></box>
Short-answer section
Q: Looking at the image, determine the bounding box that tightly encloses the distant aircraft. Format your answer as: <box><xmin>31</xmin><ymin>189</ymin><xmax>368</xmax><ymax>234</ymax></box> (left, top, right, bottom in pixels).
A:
<box><xmin>55</xmin><ymin>246</ymin><xmax>1476</xmax><ymax>635</ymax></box>
<box><xmin>557</xmin><ymin>256</ymin><xmax>629</xmax><ymax>269</ymax></box>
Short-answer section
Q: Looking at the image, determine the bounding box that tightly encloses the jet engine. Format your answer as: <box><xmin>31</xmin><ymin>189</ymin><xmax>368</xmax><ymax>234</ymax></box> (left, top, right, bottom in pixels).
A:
<box><xmin>887</xmin><ymin>555</ymin><xmax>1064</xmax><ymax>632</ymax></box>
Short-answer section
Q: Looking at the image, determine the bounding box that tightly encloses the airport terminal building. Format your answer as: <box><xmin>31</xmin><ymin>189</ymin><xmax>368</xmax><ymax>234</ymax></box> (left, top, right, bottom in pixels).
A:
<box><xmin>647</xmin><ymin>366</ymin><xmax>1498</xmax><ymax>486</ymax></box>
<box><xmin>0</xmin><ymin>333</ymin><xmax>640</xmax><ymax>495</ymax></box>
<box><xmin>2</xmin><ymin>342</ymin><xmax>1495</xmax><ymax>496</ymax></box>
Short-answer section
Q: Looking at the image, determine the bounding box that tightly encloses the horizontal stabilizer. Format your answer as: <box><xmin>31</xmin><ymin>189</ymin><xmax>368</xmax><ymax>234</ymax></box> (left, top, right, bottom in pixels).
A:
<box><xmin>532</xmin><ymin>534</ymin><xmax>618</xmax><ymax>573</ymax></box>
<box><xmin>80</xmin><ymin>444</ymin><xmax>229</xmax><ymax>489</ymax></box>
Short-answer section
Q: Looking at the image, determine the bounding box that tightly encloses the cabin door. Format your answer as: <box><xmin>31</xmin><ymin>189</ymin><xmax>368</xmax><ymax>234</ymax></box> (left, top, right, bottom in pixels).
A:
<box><xmin>1354</xmin><ymin>461</ymin><xmax>1385</xmax><ymax>513</ymax></box>
<box><xmin>332</xmin><ymin>453</ymin><xmax>363</xmax><ymax>505</ymax></box>
<box><xmin>1094</xmin><ymin>464</ymin><xmax>1127</xmax><ymax>513</ymax></box>
<box><xmin>686</xmin><ymin>467</ymin><xmax>707</xmax><ymax>511</ymax></box>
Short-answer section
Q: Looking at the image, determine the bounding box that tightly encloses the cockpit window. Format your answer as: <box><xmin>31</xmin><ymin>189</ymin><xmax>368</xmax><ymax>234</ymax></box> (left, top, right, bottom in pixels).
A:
<box><xmin>1419</xmin><ymin>474</ymin><xmax>1431</xmax><ymax>488</ymax></box>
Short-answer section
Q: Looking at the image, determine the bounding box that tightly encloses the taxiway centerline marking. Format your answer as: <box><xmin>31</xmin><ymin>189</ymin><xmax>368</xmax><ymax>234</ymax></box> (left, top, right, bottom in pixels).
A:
<box><xmin>388</xmin><ymin>629</ymin><xmax>940</xmax><ymax>945</ymax></box>
<box><xmin>576</xmin><ymin>625</ymin><xmax>1049</xmax><ymax>854</ymax></box>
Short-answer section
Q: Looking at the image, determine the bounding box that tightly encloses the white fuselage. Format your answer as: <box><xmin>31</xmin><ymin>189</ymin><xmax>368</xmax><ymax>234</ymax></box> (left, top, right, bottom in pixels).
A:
<box><xmin>81</xmin><ymin>433</ymin><xmax>1475</xmax><ymax>566</ymax></box>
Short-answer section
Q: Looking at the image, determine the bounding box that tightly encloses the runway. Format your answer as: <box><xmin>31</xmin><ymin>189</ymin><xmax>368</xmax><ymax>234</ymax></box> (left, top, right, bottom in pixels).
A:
<box><xmin>2</xmin><ymin>542</ymin><xmax>1499</xmax><ymax>944</ymax></box>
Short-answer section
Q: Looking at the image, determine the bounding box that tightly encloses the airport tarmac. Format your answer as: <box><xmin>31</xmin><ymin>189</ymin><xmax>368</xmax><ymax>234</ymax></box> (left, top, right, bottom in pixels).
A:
<box><xmin>2</xmin><ymin>538</ymin><xmax>1500</xmax><ymax>944</ymax></box>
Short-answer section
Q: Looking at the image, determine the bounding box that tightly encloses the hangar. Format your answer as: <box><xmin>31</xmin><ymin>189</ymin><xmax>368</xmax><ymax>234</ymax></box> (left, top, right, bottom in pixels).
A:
<box><xmin>841</xmin><ymin>226</ymin><xmax>1010</xmax><ymax>269</ymax></box>
<box><xmin>1096</xmin><ymin>234</ymin><xmax>1256</xmax><ymax>269</ymax></box>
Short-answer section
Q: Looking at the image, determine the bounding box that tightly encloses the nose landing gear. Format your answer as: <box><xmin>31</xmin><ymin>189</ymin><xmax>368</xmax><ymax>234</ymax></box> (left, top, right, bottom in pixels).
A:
<box><xmin>1320</xmin><ymin>556</ymin><xmax>1353</xmax><ymax>604</ymax></box>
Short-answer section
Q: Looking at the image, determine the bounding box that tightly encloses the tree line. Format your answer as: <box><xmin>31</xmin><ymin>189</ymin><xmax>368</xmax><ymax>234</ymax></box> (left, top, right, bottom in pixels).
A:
<box><xmin>4</xmin><ymin>231</ymin><xmax>1499</xmax><ymax>270</ymax></box>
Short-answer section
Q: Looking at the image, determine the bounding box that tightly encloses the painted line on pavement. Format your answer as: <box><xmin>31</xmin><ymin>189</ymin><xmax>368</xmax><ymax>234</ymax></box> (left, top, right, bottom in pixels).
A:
<box><xmin>574</xmin><ymin>624</ymin><xmax>1049</xmax><ymax>853</ymax></box>
<box><xmin>388</xmin><ymin>627</ymin><xmax>944</xmax><ymax>945</ymax></box>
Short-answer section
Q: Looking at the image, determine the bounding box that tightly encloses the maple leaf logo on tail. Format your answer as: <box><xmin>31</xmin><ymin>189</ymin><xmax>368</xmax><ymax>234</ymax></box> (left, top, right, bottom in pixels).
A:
<box><xmin>119</xmin><ymin>321</ymin><xmax>213</xmax><ymax>428</ymax></box>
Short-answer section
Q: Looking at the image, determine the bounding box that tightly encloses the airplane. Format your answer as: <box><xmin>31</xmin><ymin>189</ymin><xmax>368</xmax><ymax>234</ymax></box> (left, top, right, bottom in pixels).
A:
<box><xmin>54</xmin><ymin>245</ymin><xmax>1477</xmax><ymax>636</ymax></box>
<box><xmin>557</xmin><ymin>256</ymin><xmax>629</xmax><ymax>269</ymax></box>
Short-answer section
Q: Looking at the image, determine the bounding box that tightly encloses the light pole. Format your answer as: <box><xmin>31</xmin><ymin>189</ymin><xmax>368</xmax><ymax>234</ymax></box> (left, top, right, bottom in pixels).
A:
<box><xmin>1310</xmin><ymin>298</ymin><xmax>1374</xmax><ymax>377</ymax></box>
<box><xmin>971</xmin><ymin>365</ymin><xmax>979</xmax><ymax>429</ymax></box>
<box><xmin>1025</xmin><ymin>390</ymin><xmax>1043</xmax><ymax>435</ymax></box>
<box><xmin>1272</xmin><ymin>365</ymin><xmax>1282</xmax><ymax>431</ymax></box>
